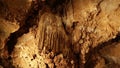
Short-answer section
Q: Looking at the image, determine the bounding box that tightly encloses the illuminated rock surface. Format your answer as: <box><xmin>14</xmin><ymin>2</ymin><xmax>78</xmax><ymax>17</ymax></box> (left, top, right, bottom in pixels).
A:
<box><xmin>0</xmin><ymin>0</ymin><xmax>120</xmax><ymax>68</ymax></box>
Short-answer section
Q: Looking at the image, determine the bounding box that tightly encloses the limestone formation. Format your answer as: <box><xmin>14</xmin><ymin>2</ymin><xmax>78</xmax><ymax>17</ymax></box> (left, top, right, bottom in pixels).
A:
<box><xmin>0</xmin><ymin>0</ymin><xmax>120</xmax><ymax>68</ymax></box>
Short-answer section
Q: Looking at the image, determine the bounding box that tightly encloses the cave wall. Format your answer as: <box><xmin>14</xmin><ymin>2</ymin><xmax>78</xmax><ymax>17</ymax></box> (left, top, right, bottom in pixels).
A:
<box><xmin>0</xmin><ymin>0</ymin><xmax>120</xmax><ymax>68</ymax></box>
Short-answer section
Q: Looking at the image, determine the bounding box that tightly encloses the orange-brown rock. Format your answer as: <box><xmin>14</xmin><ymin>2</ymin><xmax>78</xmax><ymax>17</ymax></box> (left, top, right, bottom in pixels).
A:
<box><xmin>0</xmin><ymin>0</ymin><xmax>120</xmax><ymax>68</ymax></box>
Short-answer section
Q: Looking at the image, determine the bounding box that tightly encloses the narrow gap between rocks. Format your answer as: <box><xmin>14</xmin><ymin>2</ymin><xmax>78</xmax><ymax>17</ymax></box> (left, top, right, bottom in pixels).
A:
<box><xmin>5</xmin><ymin>1</ymin><xmax>41</xmax><ymax>55</ymax></box>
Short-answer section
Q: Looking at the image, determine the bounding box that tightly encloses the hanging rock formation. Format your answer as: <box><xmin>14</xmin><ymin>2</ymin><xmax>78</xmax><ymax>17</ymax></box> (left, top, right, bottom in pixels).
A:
<box><xmin>0</xmin><ymin>0</ymin><xmax>120</xmax><ymax>68</ymax></box>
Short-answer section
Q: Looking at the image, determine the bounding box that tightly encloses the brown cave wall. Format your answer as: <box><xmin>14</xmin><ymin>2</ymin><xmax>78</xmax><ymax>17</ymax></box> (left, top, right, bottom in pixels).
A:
<box><xmin>0</xmin><ymin>0</ymin><xmax>120</xmax><ymax>68</ymax></box>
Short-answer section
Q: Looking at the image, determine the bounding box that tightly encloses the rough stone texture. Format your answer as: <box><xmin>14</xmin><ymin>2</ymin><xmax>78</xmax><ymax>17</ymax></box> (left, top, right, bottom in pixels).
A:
<box><xmin>0</xmin><ymin>19</ymin><xmax>19</xmax><ymax>50</ymax></box>
<box><xmin>0</xmin><ymin>0</ymin><xmax>120</xmax><ymax>68</ymax></box>
<box><xmin>62</xmin><ymin>0</ymin><xmax>120</xmax><ymax>67</ymax></box>
<box><xmin>0</xmin><ymin>0</ymin><xmax>32</xmax><ymax>22</ymax></box>
<box><xmin>99</xmin><ymin>41</ymin><xmax>120</xmax><ymax>68</ymax></box>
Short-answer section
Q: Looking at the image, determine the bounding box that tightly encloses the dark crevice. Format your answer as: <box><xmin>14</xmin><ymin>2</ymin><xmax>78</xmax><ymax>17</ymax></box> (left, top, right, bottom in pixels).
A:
<box><xmin>5</xmin><ymin>1</ymin><xmax>41</xmax><ymax>55</ymax></box>
<box><xmin>96</xmin><ymin>0</ymin><xmax>104</xmax><ymax>16</ymax></box>
<box><xmin>71</xmin><ymin>21</ymin><xmax>79</xmax><ymax>29</ymax></box>
<box><xmin>85</xmin><ymin>33</ymin><xmax>120</xmax><ymax>68</ymax></box>
<box><xmin>33</xmin><ymin>54</ymin><xmax>37</xmax><ymax>59</ymax></box>
<box><xmin>61</xmin><ymin>22</ymin><xmax>69</xmax><ymax>35</ymax></box>
<box><xmin>0</xmin><ymin>58</ymin><xmax>15</xmax><ymax>68</ymax></box>
<box><xmin>45</xmin><ymin>63</ymin><xmax>49</xmax><ymax>68</ymax></box>
<box><xmin>96</xmin><ymin>34</ymin><xmax>120</xmax><ymax>50</ymax></box>
<box><xmin>73</xmin><ymin>53</ymin><xmax>80</xmax><ymax>68</ymax></box>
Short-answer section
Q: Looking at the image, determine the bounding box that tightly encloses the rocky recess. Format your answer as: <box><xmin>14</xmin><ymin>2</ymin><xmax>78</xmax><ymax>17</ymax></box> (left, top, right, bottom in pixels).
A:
<box><xmin>0</xmin><ymin>0</ymin><xmax>120</xmax><ymax>68</ymax></box>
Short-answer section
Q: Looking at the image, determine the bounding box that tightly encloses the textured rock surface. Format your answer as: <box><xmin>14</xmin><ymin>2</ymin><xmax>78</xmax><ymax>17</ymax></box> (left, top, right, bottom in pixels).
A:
<box><xmin>99</xmin><ymin>41</ymin><xmax>120</xmax><ymax>68</ymax></box>
<box><xmin>0</xmin><ymin>0</ymin><xmax>120</xmax><ymax>68</ymax></box>
<box><xmin>0</xmin><ymin>19</ymin><xmax>19</xmax><ymax>49</ymax></box>
<box><xmin>0</xmin><ymin>0</ymin><xmax>32</xmax><ymax>22</ymax></box>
